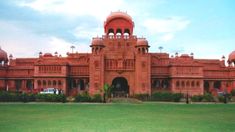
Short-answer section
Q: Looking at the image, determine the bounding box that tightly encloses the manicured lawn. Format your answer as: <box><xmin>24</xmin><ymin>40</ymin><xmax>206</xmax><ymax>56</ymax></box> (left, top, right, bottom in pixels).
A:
<box><xmin>0</xmin><ymin>102</ymin><xmax>235</xmax><ymax>132</ymax></box>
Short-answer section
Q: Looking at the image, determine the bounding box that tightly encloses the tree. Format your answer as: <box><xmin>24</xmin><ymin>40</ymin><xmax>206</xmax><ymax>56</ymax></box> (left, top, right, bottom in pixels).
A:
<box><xmin>103</xmin><ymin>83</ymin><xmax>112</xmax><ymax>103</ymax></box>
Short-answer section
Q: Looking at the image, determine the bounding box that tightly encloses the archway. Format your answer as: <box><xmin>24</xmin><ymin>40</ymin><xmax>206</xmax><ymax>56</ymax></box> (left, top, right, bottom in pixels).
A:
<box><xmin>111</xmin><ymin>77</ymin><xmax>129</xmax><ymax>96</ymax></box>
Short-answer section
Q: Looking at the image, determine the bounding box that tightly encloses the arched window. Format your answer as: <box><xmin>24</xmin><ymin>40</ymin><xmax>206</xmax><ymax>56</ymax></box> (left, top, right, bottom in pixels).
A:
<box><xmin>181</xmin><ymin>81</ymin><xmax>185</xmax><ymax>88</ymax></box>
<box><xmin>213</xmin><ymin>81</ymin><xmax>221</xmax><ymax>89</ymax></box>
<box><xmin>53</xmin><ymin>80</ymin><xmax>57</xmax><ymax>86</ymax></box>
<box><xmin>191</xmin><ymin>81</ymin><xmax>195</xmax><ymax>87</ymax></box>
<box><xmin>124</xmin><ymin>29</ymin><xmax>130</xmax><ymax>35</ymax></box>
<box><xmin>80</xmin><ymin>80</ymin><xmax>85</xmax><ymax>90</ymax></box>
<box><xmin>48</xmin><ymin>80</ymin><xmax>51</xmax><ymax>86</ymax></box>
<box><xmin>73</xmin><ymin>80</ymin><xmax>77</xmax><ymax>88</ymax></box>
<box><xmin>116</xmin><ymin>28</ymin><xmax>122</xmax><ymax>36</ymax></box>
<box><xmin>108</xmin><ymin>28</ymin><xmax>114</xmax><ymax>36</ymax></box>
<box><xmin>186</xmin><ymin>81</ymin><xmax>190</xmax><ymax>87</ymax></box>
<box><xmin>162</xmin><ymin>79</ymin><xmax>169</xmax><ymax>89</ymax></box>
<box><xmin>124</xmin><ymin>29</ymin><xmax>130</xmax><ymax>39</ymax></box>
<box><xmin>204</xmin><ymin>81</ymin><xmax>210</xmax><ymax>93</ymax></box>
<box><xmin>26</xmin><ymin>80</ymin><xmax>32</xmax><ymax>89</ymax></box>
<box><xmin>196</xmin><ymin>81</ymin><xmax>200</xmax><ymax>87</ymax></box>
<box><xmin>37</xmin><ymin>80</ymin><xmax>41</xmax><ymax>86</ymax></box>
<box><xmin>176</xmin><ymin>81</ymin><xmax>180</xmax><ymax>87</ymax></box>
<box><xmin>152</xmin><ymin>80</ymin><xmax>161</xmax><ymax>88</ymax></box>
<box><xmin>58</xmin><ymin>80</ymin><xmax>62</xmax><ymax>86</ymax></box>
<box><xmin>43</xmin><ymin>80</ymin><xmax>46</xmax><ymax>86</ymax></box>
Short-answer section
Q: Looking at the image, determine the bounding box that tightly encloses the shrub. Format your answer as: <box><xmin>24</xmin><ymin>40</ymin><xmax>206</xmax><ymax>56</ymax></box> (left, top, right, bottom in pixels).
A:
<box><xmin>202</xmin><ymin>93</ymin><xmax>214</xmax><ymax>102</ymax></box>
<box><xmin>172</xmin><ymin>93</ymin><xmax>184</xmax><ymax>102</ymax></box>
<box><xmin>91</xmin><ymin>94</ymin><xmax>102</xmax><ymax>102</ymax></box>
<box><xmin>75</xmin><ymin>92</ymin><xmax>91</xmax><ymax>102</ymax></box>
<box><xmin>151</xmin><ymin>92</ymin><xmax>183</xmax><ymax>102</ymax></box>
<box><xmin>19</xmin><ymin>93</ymin><xmax>36</xmax><ymax>102</ymax></box>
<box><xmin>0</xmin><ymin>91</ymin><xmax>36</xmax><ymax>102</ymax></box>
<box><xmin>35</xmin><ymin>94</ymin><xmax>66</xmax><ymax>102</ymax></box>
<box><xmin>231</xmin><ymin>89</ymin><xmax>235</xmax><ymax>96</ymax></box>
<box><xmin>191</xmin><ymin>95</ymin><xmax>204</xmax><ymax>102</ymax></box>
<box><xmin>134</xmin><ymin>93</ymin><xmax>150</xmax><ymax>101</ymax></box>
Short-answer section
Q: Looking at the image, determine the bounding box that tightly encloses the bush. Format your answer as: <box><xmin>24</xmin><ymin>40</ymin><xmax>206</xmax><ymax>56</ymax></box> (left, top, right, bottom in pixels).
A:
<box><xmin>231</xmin><ymin>89</ymin><xmax>235</xmax><ymax>96</ymax></box>
<box><xmin>202</xmin><ymin>93</ymin><xmax>214</xmax><ymax>102</ymax></box>
<box><xmin>134</xmin><ymin>93</ymin><xmax>150</xmax><ymax>101</ymax></box>
<box><xmin>151</xmin><ymin>92</ymin><xmax>183</xmax><ymax>102</ymax></box>
<box><xmin>35</xmin><ymin>94</ymin><xmax>66</xmax><ymax>102</ymax></box>
<box><xmin>91</xmin><ymin>94</ymin><xmax>102</xmax><ymax>102</ymax></box>
<box><xmin>172</xmin><ymin>93</ymin><xmax>184</xmax><ymax>102</ymax></box>
<box><xmin>0</xmin><ymin>91</ymin><xmax>36</xmax><ymax>102</ymax></box>
<box><xmin>19</xmin><ymin>93</ymin><xmax>36</xmax><ymax>102</ymax></box>
<box><xmin>191</xmin><ymin>95</ymin><xmax>204</xmax><ymax>102</ymax></box>
<box><xmin>75</xmin><ymin>92</ymin><xmax>91</xmax><ymax>102</ymax></box>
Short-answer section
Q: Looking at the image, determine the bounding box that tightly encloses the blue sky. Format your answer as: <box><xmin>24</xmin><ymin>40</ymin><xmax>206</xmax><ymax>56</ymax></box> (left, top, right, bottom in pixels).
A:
<box><xmin>0</xmin><ymin>0</ymin><xmax>234</xmax><ymax>60</ymax></box>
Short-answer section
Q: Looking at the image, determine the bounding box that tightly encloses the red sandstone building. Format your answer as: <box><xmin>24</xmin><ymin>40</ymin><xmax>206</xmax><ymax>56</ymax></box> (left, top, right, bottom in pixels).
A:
<box><xmin>0</xmin><ymin>12</ymin><xmax>235</xmax><ymax>96</ymax></box>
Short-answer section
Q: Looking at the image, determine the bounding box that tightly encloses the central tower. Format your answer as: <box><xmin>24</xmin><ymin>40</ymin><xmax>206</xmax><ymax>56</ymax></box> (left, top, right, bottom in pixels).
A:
<box><xmin>89</xmin><ymin>11</ymin><xmax>151</xmax><ymax>96</ymax></box>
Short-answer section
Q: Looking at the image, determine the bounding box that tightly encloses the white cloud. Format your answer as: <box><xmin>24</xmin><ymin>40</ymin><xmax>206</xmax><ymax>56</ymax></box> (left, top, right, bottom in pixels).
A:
<box><xmin>143</xmin><ymin>17</ymin><xmax>190</xmax><ymax>33</ymax></box>
<box><xmin>160</xmin><ymin>33</ymin><xmax>174</xmax><ymax>42</ymax></box>
<box><xmin>19</xmin><ymin>0</ymin><xmax>126</xmax><ymax>20</ymax></box>
<box><xmin>0</xmin><ymin>20</ymin><xmax>92</xmax><ymax>58</ymax></box>
<box><xmin>74</xmin><ymin>26</ymin><xmax>103</xmax><ymax>39</ymax></box>
<box><xmin>47</xmin><ymin>37</ymin><xmax>91</xmax><ymax>55</ymax></box>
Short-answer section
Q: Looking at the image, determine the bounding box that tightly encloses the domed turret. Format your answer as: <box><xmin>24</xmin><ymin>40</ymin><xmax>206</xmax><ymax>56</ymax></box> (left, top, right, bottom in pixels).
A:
<box><xmin>228</xmin><ymin>50</ymin><xmax>235</xmax><ymax>66</ymax></box>
<box><xmin>0</xmin><ymin>48</ymin><xmax>8</xmax><ymax>64</ymax></box>
<box><xmin>90</xmin><ymin>37</ymin><xmax>105</xmax><ymax>54</ymax></box>
<box><xmin>137</xmin><ymin>38</ymin><xmax>149</xmax><ymax>46</ymax></box>
<box><xmin>228</xmin><ymin>50</ymin><xmax>235</xmax><ymax>62</ymax></box>
<box><xmin>43</xmin><ymin>53</ymin><xmax>53</xmax><ymax>57</ymax></box>
<box><xmin>136</xmin><ymin>38</ymin><xmax>150</xmax><ymax>54</ymax></box>
<box><xmin>104</xmin><ymin>11</ymin><xmax>134</xmax><ymax>37</ymax></box>
<box><xmin>91</xmin><ymin>37</ymin><xmax>103</xmax><ymax>46</ymax></box>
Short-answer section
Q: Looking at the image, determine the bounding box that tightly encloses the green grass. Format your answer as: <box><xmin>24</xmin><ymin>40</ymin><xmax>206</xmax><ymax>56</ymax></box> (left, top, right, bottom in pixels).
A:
<box><xmin>0</xmin><ymin>103</ymin><xmax>235</xmax><ymax>132</ymax></box>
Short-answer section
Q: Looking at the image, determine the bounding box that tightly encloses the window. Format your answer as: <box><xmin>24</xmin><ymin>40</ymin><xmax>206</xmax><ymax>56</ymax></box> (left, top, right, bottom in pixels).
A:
<box><xmin>176</xmin><ymin>81</ymin><xmax>180</xmax><ymax>87</ymax></box>
<box><xmin>37</xmin><ymin>80</ymin><xmax>41</xmax><ymax>86</ymax></box>
<box><xmin>48</xmin><ymin>80</ymin><xmax>51</xmax><ymax>86</ymax></box>
<box><xmin>186</xmin><ymin>81</ymin><xmax>190</xmax><ymax>87</ymax></box>
<box><xmin>53</xmin><ymin>80</ymin><xmax>57</xmax><ymax>86</ymax></box>
<box><xmin>213</xmin><ymin>81</ymin><xmax>221</xmax><ymax>89</ymax></box>
<box><xmin>196</xmin><ymin>81</ymin><xmax>200</xmax><ymax>87</ymax></box>
<box><xmin>58</xmin><ymin>80</ymin><xmax>62</xmax><ymax>86</ymax></box>
<box><xmin>181</xmin><ymin>81</ymin><xmax>185</xmax><ymax>88</ymax></box>
<box><xmin>191</xmin><ymin>81</ymin><xmax>195</xmax><ymax>87</ymax></box>
<box><xmin>162</xmin><ymin>80</ymin><xmax>169</xmax><ymax>89</ymax></box>
<box><xmin>43</xmin><ymin>80</ymin><xmax>46</xmax><ymax>86</ymax></box>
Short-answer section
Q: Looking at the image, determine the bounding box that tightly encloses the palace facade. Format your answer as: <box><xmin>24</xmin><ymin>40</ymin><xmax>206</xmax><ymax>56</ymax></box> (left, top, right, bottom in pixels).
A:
<box><xmin>1</xmin><ymin>12</ymin><xmax>235</xmax><ymax>96</ymax></box>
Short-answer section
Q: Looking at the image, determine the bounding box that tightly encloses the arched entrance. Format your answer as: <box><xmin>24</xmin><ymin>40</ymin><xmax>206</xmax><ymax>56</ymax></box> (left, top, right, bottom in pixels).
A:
<box><xmin>111</xmin><ymin>77</ymin><xmax>129</xmax><ymax>97</ymax></box>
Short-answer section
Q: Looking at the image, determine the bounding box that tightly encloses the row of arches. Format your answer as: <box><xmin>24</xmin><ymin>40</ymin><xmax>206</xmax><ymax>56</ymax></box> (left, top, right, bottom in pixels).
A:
<box><xmin>37</xmin><ymin>80</ymin><xmax>63</xmax><ymax>87</ymax></box>
<box><xmin>107</xmin><ymin>28</ymin><xmax>131</xmax><ymax>36</ymax></box>
<box><xmin>137</xmin><ymin>47</ymin><xmax>149</xmax><ymax>54</ymax></box>
<box><xmin>204</xmin><ymin>81</ymin><xmax>222</xmax><ymax>93</ymax></box>
<box><xmin>152</xmin><ymin>79</ymin><xmax>169</xmax><ymax>89</ymax></box>
<box><xmin>176</xmin><ymin>80</ymin><xmax>200</xmax><ymax>88</ymax></box>
<box><xmin>70</xmin><ymin>79</ymin><xmax>89</xmax><ymax>90</ymax></box>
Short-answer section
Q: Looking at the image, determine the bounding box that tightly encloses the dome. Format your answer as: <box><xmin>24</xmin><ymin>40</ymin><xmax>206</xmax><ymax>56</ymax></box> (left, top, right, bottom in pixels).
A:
<box><xmin>137</xmin><ymin>38</ymin><xmax>149</xmax><ymax>46</ymax></box>
<box><xmin>0</xmin><ymin>48</ymin><xmax>8</xmax><ymax>62</ymax></box>
<box><xmin>91</xmin><ymin>37</ymin><xmax>103</xmax><ymax>46</ymax></box>
<box><xmin>105</xmin><ymin>11</ymin><xmax>133</xmax><ymax>25</ymax></box>
<box><xmin>228</xmin><ymin>50</ymin><xmax>235</xmax><ymax>62</ymax></box>
<box><xmin>43</xmin><ymin>53</ymin><xmax>53</xmax><ymax>57</ymax></box>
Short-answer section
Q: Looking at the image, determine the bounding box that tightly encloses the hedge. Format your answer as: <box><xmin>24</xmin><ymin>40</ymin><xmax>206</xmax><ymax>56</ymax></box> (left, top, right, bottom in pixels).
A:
<box><xmin>151</xmin><ymin>92</ymin><xmax>183</xmax><ymax>102</ymax></box>
<box><xmin>0</xmin><ymin>91</ymin><xmax>66</xmax><ymax>103</ymax></box>
<box><xmin>75</xmin><ymin>93</ymin><xmax>103</xmax><ymax>102</ymax></box>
